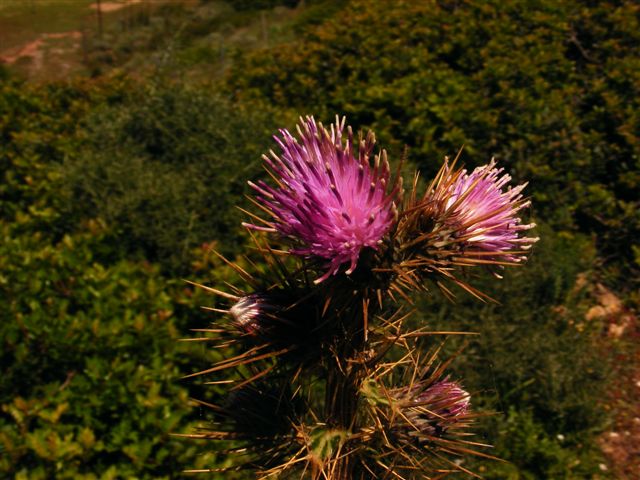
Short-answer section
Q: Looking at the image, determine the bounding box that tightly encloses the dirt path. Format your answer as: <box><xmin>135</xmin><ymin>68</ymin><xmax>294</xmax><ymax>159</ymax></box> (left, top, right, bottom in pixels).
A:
<box><xmin>0</xmin><ymin>31</ymin><xmax>81</xmax><ymax>65</ymax></box>
<box><xmin>590</xmin><ymin>284</ymin><xmax>640</xmax><ymax>478</ymax></box>
<box><xmin>0</xmin><ymin>1</ymin><xmax>145</xmax><ymax>79</ymax></box>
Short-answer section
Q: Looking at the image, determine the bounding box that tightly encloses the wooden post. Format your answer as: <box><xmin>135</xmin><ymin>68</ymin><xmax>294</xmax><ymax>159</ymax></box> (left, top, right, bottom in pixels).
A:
<box><xmin>81</xmin><ymin>27</ymin><xmax>89</xmax><ymax>65</ymax></box>
<box><xmin>96</xmin><ymin>0</ymin><xmax>104</xmax><ymax>39</ymax></box>
<box><xmin>261</xmin><ymin>11</ymin><xmax>268</xmax><ymax>46</ymax></box>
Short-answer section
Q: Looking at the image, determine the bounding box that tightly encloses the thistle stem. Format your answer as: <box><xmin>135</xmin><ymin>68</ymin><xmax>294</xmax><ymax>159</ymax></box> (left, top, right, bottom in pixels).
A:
<box><xmin>322</xmin><ymin>308</ymin><xmax>369</xmax><ymax>480</ymax></box>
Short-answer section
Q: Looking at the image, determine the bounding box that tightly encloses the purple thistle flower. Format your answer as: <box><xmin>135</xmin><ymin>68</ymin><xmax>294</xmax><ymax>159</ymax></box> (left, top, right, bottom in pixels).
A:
<box><xmin>414</xmin><ymin>380</ymin><xmax>470</xmax><ymax>418</ymax></box>
<box><xmin>429</xmin><ymin>158</ymin><xmax>539</xmax><ymax>263</ymax></box>
<box><xmin>401</xmin><ymin>380</ymin><xmax>471</xmax><ymax>436</ymax></box>
<box><xmin>244</xmin><ymin>116</ymin><xmax>398</xmax><ymax>283</ymax></box>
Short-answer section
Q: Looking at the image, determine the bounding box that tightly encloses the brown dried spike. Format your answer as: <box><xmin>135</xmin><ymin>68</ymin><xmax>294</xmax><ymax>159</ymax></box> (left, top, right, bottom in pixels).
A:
<box><xmin>184</xmin><ymin>280</ymin><xmax>241</xmax><ymax>300</ymax></box>
<box><xmin>209</xmin><ymin>249</ymin><xmax>257</xmax><ymax>287</ymax></box>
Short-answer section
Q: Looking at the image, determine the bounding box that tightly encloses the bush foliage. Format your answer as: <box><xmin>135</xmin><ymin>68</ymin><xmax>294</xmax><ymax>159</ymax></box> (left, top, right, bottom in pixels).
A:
<box><xmin>0</xmin><ymin>79</ymin><xmax>249</xmax><ymax>478</ymax></box>
<box><xmin>64</xmin><ymin>81</ymin><xmax>276</xmax><ymax>271</ymax></box>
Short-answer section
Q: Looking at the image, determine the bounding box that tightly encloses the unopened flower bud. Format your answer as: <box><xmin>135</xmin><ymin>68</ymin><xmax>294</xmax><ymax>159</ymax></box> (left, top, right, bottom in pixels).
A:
<box><xmin>400</xmin><ymin>380</ymin><xmax>471</xmax><ymax>437</ymax></box>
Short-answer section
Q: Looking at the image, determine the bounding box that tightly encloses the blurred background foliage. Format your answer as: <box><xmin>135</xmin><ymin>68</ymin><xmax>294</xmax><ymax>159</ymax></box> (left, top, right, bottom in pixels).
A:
<box><xmin>418</xmin><ymin>226</ymin><xmax>609</xmax><ymax>478</ymax></box>
<box><xmin>64</xmin><ymin>81</ymin><xmax>277</xmax><ymax>271</ymax></box>
<box><xmin>1</xmin><ymin>0</ymin><xmax>637</xmax><ymax>478</ymax></box>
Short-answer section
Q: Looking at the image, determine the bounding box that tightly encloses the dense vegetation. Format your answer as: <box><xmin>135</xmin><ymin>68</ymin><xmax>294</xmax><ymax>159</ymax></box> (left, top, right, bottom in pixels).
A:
<box><xmin>1</xmin><ymin>0</ymin><xmax>637</xmax><ymax>478</ymax></box>
<box><xmin>228</xmin><ymin>0</ymin><xmax>640</xmax><ymax>292</ymax></box>
<box><xmin>1</xmin><ymin>79</ymin><xmax>212</xmax><ymax>478</ymax></box>
<box><xmin>64</xmin><ymin>81</ymin><xmax>276</xmax><ymax>271</ymax></box>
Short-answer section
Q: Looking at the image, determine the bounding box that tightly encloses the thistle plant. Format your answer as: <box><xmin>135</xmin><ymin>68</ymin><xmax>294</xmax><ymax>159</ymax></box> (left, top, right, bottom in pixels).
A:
<box><xmin>182</xmin><ymin>116</ymin><xmax>537</xmax><ymax>479</ymax></box>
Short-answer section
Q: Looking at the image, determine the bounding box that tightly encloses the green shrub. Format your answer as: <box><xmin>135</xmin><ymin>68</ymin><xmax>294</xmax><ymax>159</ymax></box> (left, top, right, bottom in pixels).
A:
<box><xmin>64</xmin><ymin>82</ymin><xmax>277</xmax><ymax>273</ymax></box>
<box><xmin>481</xmin><ymin>407</ymin><xmax>605</xmax><ymax>480</ymax></box>
<box><xmin>0</xmin><ymin>221</ymin><xmax>208</xmax><ymax>479</ymax></box>
<box><xmin>0</xmin><ymin>78</ymin><xmax>129</xmax><ymax>237</ymax></box>
<box><xmin>0</xmin><ymin>77</ymin><xmax>243</xmax><ymax>479</ymax></box>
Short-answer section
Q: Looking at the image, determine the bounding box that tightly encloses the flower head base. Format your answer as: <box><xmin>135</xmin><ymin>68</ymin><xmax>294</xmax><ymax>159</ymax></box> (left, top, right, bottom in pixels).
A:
<box><xmin>245</xmin><ymin>116</ymin><xmax>398</xmax><ymax>282</ymax></box>
<box><xmin>401</xmin><ymin>380</ymin><xmax>471</xmax><ymax>437</ymax></box>
<box><xmin>227</xmin><ymin>292</ymin><xmax>318</xmax><ymax>354</ymax></box>
<box><xmin>429</xmin><ymin>158</ymin><xmax>539</xmax><ymax>262</ymax></box>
